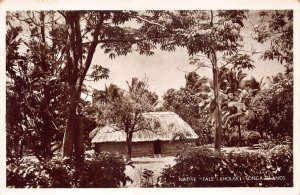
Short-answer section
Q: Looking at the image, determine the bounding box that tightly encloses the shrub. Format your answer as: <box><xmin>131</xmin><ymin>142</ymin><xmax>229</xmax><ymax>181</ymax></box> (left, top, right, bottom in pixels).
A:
<box><xmin>7</xmin><ymin>152</ymin><xmax>130</xmax><ymax>188</ymax></box>
<box><xmin>159</xmin><ymin>146</ymin><xmax>293</xmax><ymax>187</ymax></box>
<box><xmin>228</xmin><ymin>132</ymin><xmax>239</xmax><ymax>146</ymax></box>
<box><xmin>6</xmin><ymin>158</ymin><xmax>74</xmax><ymax>188</ymax></box>
<box><xmin>267</xmin><ymin>145</ymin><xmax>293</xmax><ymax>186</ymax></box>
<box><xmin>76</xmin><ymin>152</ymin><xmax>130</xmax><ymax>187</ymax></box>
<box><xmin>159</xmin><ymin>147</ymin><xmax>221</xmax><ymax>187</ymax></box>
<box><xmin>227</xmin><ymin>131</ymin><xmax>261</xmax><ymax>147</ymax></box>
<box><xmin>245</xmin><ymin>131</ymin><xmax>261</xmax><ymax>146</ymax></box>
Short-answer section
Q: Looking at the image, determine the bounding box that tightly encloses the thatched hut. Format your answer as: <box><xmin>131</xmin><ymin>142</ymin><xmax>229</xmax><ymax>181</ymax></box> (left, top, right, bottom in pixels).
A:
<box><xmin>90</xmin><ymin>112</ymin><xmax>199</xmax><ymax>157</ymax></box>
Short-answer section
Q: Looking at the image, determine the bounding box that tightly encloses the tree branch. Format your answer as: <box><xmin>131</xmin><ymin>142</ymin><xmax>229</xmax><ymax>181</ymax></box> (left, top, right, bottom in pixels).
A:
<box><xmin>83</xmin><ymin>37</ymin><xmax>147</xmax><ymax>45</ymax></box>
<box><xmin>81</xmin><ymin>13</ymin><xmax>104</xmax><ymax>83</ymax></box>
<box><xmin>134</xmin><ymin>15</ymin><xmax>166</xmax><ymax>28</ymax></box>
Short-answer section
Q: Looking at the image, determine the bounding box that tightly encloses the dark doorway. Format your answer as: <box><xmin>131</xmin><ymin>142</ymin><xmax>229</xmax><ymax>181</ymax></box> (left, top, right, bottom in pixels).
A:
<box><xmin>153</xmin><ymin>139</ymin><xmax>161</xmax><ymax>154</ymax></box>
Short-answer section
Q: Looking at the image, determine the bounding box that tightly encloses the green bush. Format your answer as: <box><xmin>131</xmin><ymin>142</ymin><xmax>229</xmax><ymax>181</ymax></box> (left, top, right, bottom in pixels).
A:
<box><xmin>159</xmin><ymin>147</ymin><xmax>220</xmax><ymax>187</ymax></box>
<box><xmin>268</xmin><ymin>145</ymin><xmax>293</xmax><ymax>186</ymax></box>
<box><xmin>246</xmin><ymin>131</ymin><xmax>261</xmax><ymax>146</ymax></box>
<box><xmin>227</xmin><ymin>131</ymin><xmax>261</xmax><ymax>147</ymax></box>
<box><xmin>6</xmin><ymin>157</ymin><xmax>74</xmax><ymax>188</ymax></box>
<box><xmin>7</xmin><ymin>152</ymin><xmax>130</xmax><ymax>188</ymax></box>
<box><xmin>228</xmin><ymin>132</ymin><xmax>239</xmax><ymax>146</ymax></box>
<box><xmin>76</xmin><ymin>152</ymin><xmax>130</xmax><ymax>187</ymax></box>
<box><xmin>159</xmin><ymin>146</ymin><xmax>293</xmax><ymax>187</ymax></box>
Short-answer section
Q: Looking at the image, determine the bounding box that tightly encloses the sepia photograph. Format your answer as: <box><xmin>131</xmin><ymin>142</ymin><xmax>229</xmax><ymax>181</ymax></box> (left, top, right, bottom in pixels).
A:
<box><xmin>4</xmin><ymin>7</ymin><xmax>295</xmax><ymax>189</ymax></box>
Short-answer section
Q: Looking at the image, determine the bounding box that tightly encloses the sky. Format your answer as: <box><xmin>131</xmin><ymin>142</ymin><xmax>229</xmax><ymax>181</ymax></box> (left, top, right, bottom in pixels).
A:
<box><xmin>83</xmin><ymin>11</ymin><xmax>286</xmax><ymax>101</ymax></box>
<box><xmin>84</xmin><ymin>41</ymin><xmax>285</xmax><ymax>100</ymax></box>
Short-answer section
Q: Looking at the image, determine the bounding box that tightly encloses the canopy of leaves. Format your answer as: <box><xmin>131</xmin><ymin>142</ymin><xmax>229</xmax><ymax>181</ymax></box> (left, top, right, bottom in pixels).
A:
<box><xmin>91</xmin><ymin>78</ymin><xmax>159</xmax><ymax>135</ymax></box>
<box><xmin>254</xmin><ymin>10</ymin><xmax>293</xmax><ymax>74</ymax></box>
<box><xmin>139</xmin><ymin>10</ymin><xmax>254</xmax><ymax>71</ymax></box>
<box><xmin>246</xmin><ymin>73</ymin><xmax>293</xmax><ymax>138</ymax></box>
<box><xmin>6</xmin><ymin>16</ymin><xmax>68</xmax><ymax>161</ymax></box>
<box><xmin>162</xmin><ymin>72</ymin><xmax>214</xmax><ymax>144</ymax></box>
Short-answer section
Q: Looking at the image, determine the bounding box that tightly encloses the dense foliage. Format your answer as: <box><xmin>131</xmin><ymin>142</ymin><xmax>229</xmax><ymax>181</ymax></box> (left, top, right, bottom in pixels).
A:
<box><xmin>7</xmin><ymin>152</ymin><xmax>130</xmax><ymax>188</ymax></box>
<box><xmin>91</xmin><ymin>78</ymin><xmax>159</xmax><ymax>159</ymax></box>
<box><xmin>159</xmin><ymin>146</ymin><xmax>292</xmax><ymax>187</ymax></box>
<box><xmin>226</xmin><ymin>130</ymin><xmax>261</xmax><ymax>147</ymax></box>
<box><xmin>6</xmin><ymin>19</ymin><xmax>68</xmax><ymax>161</ymax></box>
<box><xmin>162</xmin><ymin>73</ymin><xmax>213</xmax><ymax>145</ymax></box>
<box><xmin>245</xmin><ymin>73</ymin><xmax>293</xmax><ymax>139</ymax></box>
<box><xmin>6</xmin><ymin>10</ymin><xmax>168</xmax><ymax>161</ymax></box>
<box><xmin>254</xmin><ymin>10</ymin><xmax>293</xmax><ymax>74</ymax></box>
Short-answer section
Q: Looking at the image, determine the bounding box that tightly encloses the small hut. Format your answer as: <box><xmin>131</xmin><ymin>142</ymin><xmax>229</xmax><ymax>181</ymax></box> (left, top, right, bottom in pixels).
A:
<box><xmin>90</xmin><ymin>112</ymin><xmax>199</xmax><ymax>157</ymax></box>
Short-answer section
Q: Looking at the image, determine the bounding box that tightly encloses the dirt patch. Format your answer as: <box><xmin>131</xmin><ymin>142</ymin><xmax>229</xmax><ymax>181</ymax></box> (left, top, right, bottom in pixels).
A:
<box><xmin>221</xmin><ymin>146</ymin><xmax>259</xmax><ymax>153</ymax></box>
<box><xmin>124</xmin><ymin>156</ymin><xmax>176</xmax><ymax>187</ymax></box>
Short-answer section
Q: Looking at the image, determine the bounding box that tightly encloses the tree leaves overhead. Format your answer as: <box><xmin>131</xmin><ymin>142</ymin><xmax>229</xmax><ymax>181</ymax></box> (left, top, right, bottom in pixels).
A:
<box><xmin>144</xmin><ymin>10</ymin><xmax>248</xmax><ymax>56</ymax></box>
<box><xmin>227</xmin><ymin>54</ymin><xmax>254</xmax><ymax>70</ymax></box>
<box><xmin>254</xmin><ymin>10</ymin><xmax>293</xmax><ymax>74</ymax></box>
<box><xmin>90</xmin><ymin>65</ymin><xmax>109</xmax><ymax>81</ymax></box>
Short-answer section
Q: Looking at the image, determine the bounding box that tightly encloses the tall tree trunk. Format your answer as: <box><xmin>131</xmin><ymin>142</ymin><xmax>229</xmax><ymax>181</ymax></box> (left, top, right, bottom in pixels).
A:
<box><xmin>62</xmin><ymin>81</ymin><xmax>82</xmax><ymax>159</ymax></box>
<box><xmin>61</xmin><ymin>11</ymin><xmax>103</xmax><ymax>160</ymax></box>
<box><xmin>209</xmin><ymin>10</ymin><xmax>222</xmax><ymax>153</ymax></box>
<box><xmin>212</xmin><ymin>52</ymin><xmax>222</xmax><ymax>153</ymax></box>
<box><xmin>62</xmin><ymin>12</ymin><xmax>82</xmax><ymax>160</ymax></box>
<box><xmin>74</xmin><ymin>115</ymin><xmax>84</xmax><ymax>163</ymax></box>
<box><xmin>126</xmin><ymin>132</ymin><xmax>133</xmax><ymax>161</ymax></box>
<box><xmin>40</xmin><ymin>11</ymin><xmax>52</xmax><ymax>162</ymax></box>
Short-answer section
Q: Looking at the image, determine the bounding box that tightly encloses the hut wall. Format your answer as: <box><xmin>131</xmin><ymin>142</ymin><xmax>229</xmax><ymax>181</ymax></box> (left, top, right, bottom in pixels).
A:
<box><xmin>95</xmin><ymin>142</ymin><xmax>127</xmax><ymax>155</ymax></box>
<box><xmin>95</xmin><ymin>140</ymin><xmax>196</xmax><ymax>157</ymax></box>
<box><xmin>132</xmin><ymin>141</ymin><xmax>154</xmax><ymax>157</ymax></box>
<box><xmin>95</xmin><ymin>141</ymin><xmax>154</xmax><ymax>157</ymax></box>
<box><xmin>160</xmin><ymin>140</ymin><xmax>196</xmax><ymax>156</ymax></box>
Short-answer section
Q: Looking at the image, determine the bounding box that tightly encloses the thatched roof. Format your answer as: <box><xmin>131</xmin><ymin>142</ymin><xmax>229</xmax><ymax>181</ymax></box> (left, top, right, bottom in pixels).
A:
<box><xmin>91</xmin><ymin>112</ymin><xmax>199</xmax><ymax>143</ymax></box>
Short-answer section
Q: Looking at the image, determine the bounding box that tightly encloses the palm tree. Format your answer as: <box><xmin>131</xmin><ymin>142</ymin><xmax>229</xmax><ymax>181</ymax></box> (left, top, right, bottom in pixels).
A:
<box><xmin>243</xmin><ymin>76</ymin><xmax>265</xmax><ymax>97</ymax></box>
<box><xmin>219</xmin><ymin>67</ymin><xmax>247</xmax><ymax>96</ymax></box>
<box><xmin>126</xmin><ymin>77</ymin><xmax>147</xmax><ymax>94</ymax></box>
<box><xmin>126</xmin><ymin>77</ymin><xmax>159</xmax><ymax>108</ymax></box>
<box><xmin>221</xmin><ymin>97</ymin><xmax>247</xmax><ymax>146</ymax></box>
<box><xmin>185</xmin><ymin>72</ymin><xmax>212</xmax><ymax>93</ymax></box>
<box><xmin>196</xmin><ymin>65</ymin><xmax>261</xmax><ymax>148</ymax></box>
<box><xmin>92</xmin><ymin>84</ymin><xmax>124</xmax><ymax>104</ymax></box>
<box><xmin>218</xmin><ymin>68</ymin><xmax>248</xmax><ymax>146</ymax></box>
